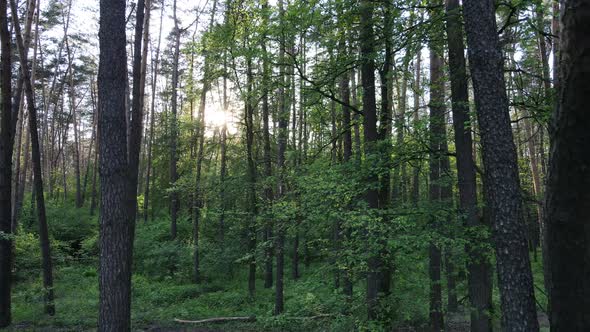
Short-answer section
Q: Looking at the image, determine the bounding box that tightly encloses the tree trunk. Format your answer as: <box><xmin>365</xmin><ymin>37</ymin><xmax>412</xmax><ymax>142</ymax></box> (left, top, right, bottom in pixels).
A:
<box><xmin>169</xmin><ymin>0</ymin><xmax>180</xmax><ymax>240</ymax></box>
<box><xmin>11</xmin><ymin>0</ymin><xmax>55</xmax><ymax>316</ymax></box>
<box><xmin>0</xmin><ymin>0</ymin><xmax>13</xmax><ymax>325</ymax></box>
<box><xmin>445</xmin><ymin>0</ymin><xmax>492</xmax><ymax>329</ymax></box>
<box><xmin>463</xmin><ymin>0</ymin><xmax>539</xmax><ymax>330</ymax></box>
<box><xmin>359</xmin><ymin>0</ymin><xmax>382</xmax><ymax>320</ymax></box>
<box><xmin>144</xmin><ymin>2</ymin><xmax>164</xmax><ymax>224</ymax></box>
<box><xmin>545</xmin><ymin>2</ymin><xmax>590</xmax><ymax>329</ymax></box>
<box><xmin>275</xmin><ymin>0</ymin><xmax>289</xmax><ymax>314</ymax></box>
<box><xmin>428</xmin><ymin>36</ymin><xmax>445</xmax><ymax>332</ymax></box>
<box><xmin>97</xmin><ymin>0</ymin><xmax>135</xmax><ymax>329</ymax></box>
<box><xmin>261</xmin><ymin>4</ymin><xmax>273</xmax><ymax>288</ymax></box>
<box><xmin>129</xmin><ymin>0</ymin><xmax>149</xmax><ymax>219</ymax></box>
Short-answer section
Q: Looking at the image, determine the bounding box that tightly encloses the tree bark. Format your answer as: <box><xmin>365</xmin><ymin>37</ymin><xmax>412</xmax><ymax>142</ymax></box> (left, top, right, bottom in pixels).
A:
<box><xmin>463</xmin><ymin>0</ymin><xmax>539</xmax><ymax>330</ymax></box>
<box><xmin>445</xmin><ymin>0</ymin><xmax>492</xmax><ymax>329</ymax></box>
<box><xmin>97</xmin><ymin>0</ymin><xmax>135</xmax><ymax>329</ymax></box>
<box><xmin>545</xmin><ymin>2</ymin><xmax>590</xmax><ymax>330</ymax></box>
<box><xmin>0</xmin><ymin>0</ymin><xmax>13</xmax><ymax>325</ymax></box>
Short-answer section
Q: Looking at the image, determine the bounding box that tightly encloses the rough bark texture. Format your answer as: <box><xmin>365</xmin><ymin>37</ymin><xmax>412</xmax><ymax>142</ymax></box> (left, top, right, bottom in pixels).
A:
<box><xmin>359</xmin><ymin>0</ymin><xmax>383</xmax><ymax>320</ymax></box>
<box><xmin>545</xmin><ymin>2</ymin><xmax>590</xmax><ymax>330</ymax></box>
<box><xmin>98</xmin><ymin>0</ymin><xmax>135</xmax><ymax>330</ymax></box>
<box><xmin>445</xmin><ymin>0</ymin><xmax>492</xmax><ymax>329</ymax></box>
<box><xmin>0</xmin><ymin>0</ymin><xmax>12</xmax><ymax>325</ymax></box>
<box><xmin>463</xmin><ymin>0</ymin><xmax>539</xmax><ymax>330</ymax></box>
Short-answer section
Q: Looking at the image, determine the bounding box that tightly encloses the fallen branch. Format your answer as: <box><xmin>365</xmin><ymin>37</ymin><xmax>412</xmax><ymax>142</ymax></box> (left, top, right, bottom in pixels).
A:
<box><xmin>174</xmin><ymin>316</ymin><xmax>256</xmax><ymax>324</ymax></box>
<box><xmin>287</xmin><ymin>313</ymin><xmax>333</xmax><ymax>320</ymax></box>
<box><xmin>174</xmin><ymin>313</ymin><xmax>334</xmax><ymax>324</ymax></box>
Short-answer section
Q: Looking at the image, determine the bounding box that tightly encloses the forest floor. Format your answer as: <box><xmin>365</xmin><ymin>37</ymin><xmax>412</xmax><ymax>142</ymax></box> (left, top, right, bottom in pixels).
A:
<box><xmin>6</xmin><ymin>260</ymin><xmax>550</xmax><ymax>332</ymax></box>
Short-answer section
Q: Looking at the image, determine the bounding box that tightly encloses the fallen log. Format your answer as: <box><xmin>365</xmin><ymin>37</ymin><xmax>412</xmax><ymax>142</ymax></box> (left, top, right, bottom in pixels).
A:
<box><xmin>174</xmin><ymin>316</ymin><xmax>256</xmax><ymax>324</ymax></box>
<box><xmin>174</xmin><ymin>313</ymin><xmax>333</xmax><ymax>324</ymax></box>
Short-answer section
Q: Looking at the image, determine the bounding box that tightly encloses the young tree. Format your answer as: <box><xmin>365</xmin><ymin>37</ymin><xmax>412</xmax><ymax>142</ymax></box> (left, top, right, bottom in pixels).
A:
<box><xmin>463</xmin><ymin>0</ymin><xmax>539</xmax><ymax>330</ymax></box>
<box><xmin>97</xmin><ymin>0</ymin><xmax>135</xmax><ymax>330</ymax></box>
<box><xmin>545</xmin><ymin>1</ymin><xmax>590</xmax><ymax>329</ymax></box>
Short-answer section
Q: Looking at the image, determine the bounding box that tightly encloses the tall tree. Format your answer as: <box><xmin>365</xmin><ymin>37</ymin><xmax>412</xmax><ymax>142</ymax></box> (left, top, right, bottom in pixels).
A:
<box><xmin>97</xmin><ymin>0</ymin><xmax>135</xmax><ymax>329</ymax></box>
<box><xmin>359</xmin><ymin>0</ymin><xmax>383</xmax><ymax>320</ymax></box>
<box><xmin>428</xmin><ymin>28</ymin><xmax>445</xmax><ymax>332</ymax></box>
<box><xmin>445</xmin><ymin>0</ymin><xmax>492</xmax><ymax>329</ymax></box>
<box><xmin>129</xmin><ymin>0</ymin><xmax>149</xmax><ymax>217</ymax></box>
<box><xmin>10</xmin><ymin>0</ymin><xmax>55</xmax><ymax>316</ymax></box>
<box><xmin>144</xmin><ymin>1</ymin><xmax>164</xmax><ymax>224</ymax></box>
<box><xmin>275</xmin><ymin>0</ymin><xmax>288</xmax><ymax>314</ymax></box>
<box><xmin>0</xmin><ymin>0</ymin><xmax>13</xmax><ymax>326</ymax></box>
<box><xmin>463</xmin><ymin>0</ymin><xmax>539</xmax><ymax>330</ymax></box>
<box><xmin>545</xmin><ymin>1</ymin><xmax>590</xmax><ymax>329</ymax></box>
<box><xmin>169</xmin><ymin>0</ymin><xmax>181</xmax><ymax>239</ymax></box>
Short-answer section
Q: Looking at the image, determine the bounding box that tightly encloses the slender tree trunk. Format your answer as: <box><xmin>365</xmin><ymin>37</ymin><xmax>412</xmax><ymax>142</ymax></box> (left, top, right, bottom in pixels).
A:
<box><xmin>261</xmin><ymin>3</ymin><xmax>274</xmax><ymax>288</ymax></box>
<box><xmin>445</xmin><ymin>0</ymin><xmax>492</xmax><ymax>329</ymax></box>
<box><xmin>339</xmin><ymin>33</ymin><xmax>353</xmax><ymax>299</ymax></box>
<box><xmin>0</xmin><ymin>0</ymin><xmax>13</xmax><ymax>325</ymax></box>
<box><xmin>545</xmin><ymin>2</ymin><xmax>590</xmax><ymax>329</ymax></box>
<box><xmin>11</xmin><ymin>0</ymin><xmax>55</xmax><ymax>316</ymax></box>
<box><xmin>428</xmin><ymin>36</ymin><xmax>445</xmax><ymax>332</ymax></box>
<box><xmin>129</xmin><ymin>0</ymin><xmax>149</xmax><ymax>219</ymax></box>
<box><xmin>463</xmin><ymin>0</ymin><xmax>539</xmax><ymax>330</ymax></box>
<box><xmin>144</xmin><ymin>2</ymin><xmax>164</xmax><ymax>224</ymax></box>
<box><xmin>411</xmin><ymin>50</ymin><xmax>421</xmax><ymax>206</ymax></box>
<box><xmin>274</xmin><ymin>0</ymin><xmax>288</xmax><ymax>314</ymax></box>
<box><xmin>169</xmin><ymin>0</ymin><xmax>180</xmax><ymax>239</ymax></box>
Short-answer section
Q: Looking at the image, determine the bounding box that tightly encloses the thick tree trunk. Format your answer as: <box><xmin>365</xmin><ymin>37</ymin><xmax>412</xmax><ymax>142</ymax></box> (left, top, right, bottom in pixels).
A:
<box><xmin>463</xmin><ymin>0</ymin><xmax>539</xmax><ymax>330</ymax></box>
<box><xmin>545</xmin><ymin>2</ymin><xmax>590</xmax><ymax>330</ymax></box>
<box><xmin>97</xmin><ymin>0</ymin><xmax>135</xmax><ymax>329</ymax></box>
<box><xmin>359</xmin><ymin>0</ymin><xmax>383</xmax><ymax>320</ymax></box>
<box><xmin>445</xmin><ymin>0</ymin><xmax>492</xmax><ymax>329</ymax></box>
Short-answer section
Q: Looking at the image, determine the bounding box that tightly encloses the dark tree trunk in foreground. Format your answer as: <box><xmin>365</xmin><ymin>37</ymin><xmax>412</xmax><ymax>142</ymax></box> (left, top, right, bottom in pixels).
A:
<box><xmin>545</xmin><ymin>2</ymin><xmax>590</xmax><ymax>330</ymax></box>
<box><xmin>445</xmin><ymin>0</ymin><xmax>492</xmax><ymax>329</ymax></box>
<box><xmin>0</xmin><ymin>0</ymin><xmax>12</xmax><ymax>325</ymax></box>
<box><xmin>10</xmin><ymin>0</ymin><xmax>55</xmax><ymax>316</ymax></box>
<box><xmin>98</xmin><ymin>0</ymin><xmax>135</xmax><ymax>330</ymax></box>
<box><xmin>359</xmin><ymin>0</ymin><xmax>383</xmax><ymax>320</ymax></box>
<box><xmin>463</xmin><ymin>0</ymin><xmax>539</xmax><ymax>330</ymax></box>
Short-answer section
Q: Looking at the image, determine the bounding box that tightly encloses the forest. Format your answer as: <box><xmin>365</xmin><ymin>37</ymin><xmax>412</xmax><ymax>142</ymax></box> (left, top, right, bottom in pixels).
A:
<box><xmin>0</xmin><ymin>0</ymin><xmax>588</xmax><ymax>330</ymax></box>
